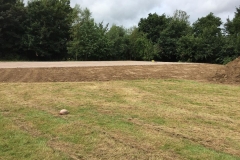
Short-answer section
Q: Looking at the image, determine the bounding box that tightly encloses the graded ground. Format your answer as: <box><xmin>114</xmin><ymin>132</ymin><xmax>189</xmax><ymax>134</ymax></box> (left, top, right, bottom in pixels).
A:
<box><xmin>0</xmin><ymin>60</ymin><xmax>240</xmax><ymax>160</ymax></box>
<box><xmin>0</xmin><ymin>61</ymin><xmax>225</xmax><ymax>83</ymax></box>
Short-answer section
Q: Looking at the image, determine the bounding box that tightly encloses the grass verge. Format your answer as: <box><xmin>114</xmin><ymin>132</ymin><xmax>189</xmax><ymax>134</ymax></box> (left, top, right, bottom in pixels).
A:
<box><xmin>0</xmin><ymin>79</ymin><xmax>240</xmax><ymax>159</ymax></box>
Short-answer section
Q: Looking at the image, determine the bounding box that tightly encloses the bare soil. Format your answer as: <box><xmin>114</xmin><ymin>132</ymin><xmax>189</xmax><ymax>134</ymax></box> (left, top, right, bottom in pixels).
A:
<box><xmin>213</xmin><ymin>57</ymin><xmax>240</xmax><ymax>84</ymax></box>
<box><xmin>0</xmin><ymin>62</ymin><xmax>224</xmax><ymax>83</ymax></box>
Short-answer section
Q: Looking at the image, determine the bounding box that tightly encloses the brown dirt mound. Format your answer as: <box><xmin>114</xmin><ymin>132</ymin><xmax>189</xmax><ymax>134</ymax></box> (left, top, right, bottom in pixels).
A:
<box><xmin>0</xmin><ymin>64</ymin><xmax>222</xmax><ymax>83</ymax></box>
<box><xmin>213</xmin><ymin>57</ymin><xmax>240</xmax><ymax>84</ymax></box>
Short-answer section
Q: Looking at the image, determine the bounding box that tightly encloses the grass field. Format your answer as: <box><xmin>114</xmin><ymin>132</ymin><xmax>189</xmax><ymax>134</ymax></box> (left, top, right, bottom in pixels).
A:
<box><xmin>0</xmin><ymin>79</ymin><xmax>240</xmax><ymax>160</ymax></box>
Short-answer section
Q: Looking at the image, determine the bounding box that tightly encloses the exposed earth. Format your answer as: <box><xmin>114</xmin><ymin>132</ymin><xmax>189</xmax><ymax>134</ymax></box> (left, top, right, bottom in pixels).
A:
<box><xmin>0</xmin><ymin>60</ymin><xmax>239</xmax><ymax>84</ymax></box>
<box><xmin>213</xmin><ymin>57</ymin><xmax>240</xmax><ymax>84</ymax></box>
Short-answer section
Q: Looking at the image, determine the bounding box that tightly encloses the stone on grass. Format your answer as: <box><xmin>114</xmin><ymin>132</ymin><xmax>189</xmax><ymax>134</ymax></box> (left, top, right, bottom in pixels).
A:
<box><xmin>59</xmin><ymin>109</ymin><xmax>69</xmax><ymax>115</ymax></box>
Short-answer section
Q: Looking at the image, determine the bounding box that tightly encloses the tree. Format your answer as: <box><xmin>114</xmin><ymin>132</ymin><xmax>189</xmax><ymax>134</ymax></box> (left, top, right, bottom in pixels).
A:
<box><xmin>23</xmin><ymin>0</ymin><xmax>73</xmax><ymax>60</ymax></box>
<box><xmin>128</xmin><ymin>27</ymin><xmax>158</xmax><ymax>60</ymax></box>
<box><xmin>173</xmin><ymin>9</ymin><xmax>190</xmax><ymax>24</ymax></box>
<box><xmin>138</xmin><ymin>11</ymin><xmax>191</xmax><ymax>61</ymax></box>
<box><xmin>0</xmin><ymin>0</ymin><xmax>26</xmax><ymax>60</ymax></box>
<box><xmin>178</xmin><ymin>13</ymin><xmax>224</xmax><ymax>63</ymax></box>
<box><xmin>68</xmin><ymin>5</ymin><xmax>111</xmax><ymax>60</ymax></box>
<box><xmin>138</xmin><ymin>13</ymin><xmax>169</xmax><ymax>43</ymax></box>
<box><xmin>158</xmin><ymin>10</ymin><xmax>191</xmax><ymax>61</ymax></box>
<box><xmin>106</xmin><ymin>25</ymin><xmax>130</xmax><ymax>60</ymax></box>
<box><xmin>177</xmin><ymin>34</ymin><xmax>204</xmax><ymax>62</ymax></box>
<box><xmin>225</xmin><ymin>7</ymin><xmax>240</xmax><ymax>35</ymax></box>
<box><xmin>222</xmin><ymin>6</ymin><xmax>240</xmax><ymax>63</ymax></box>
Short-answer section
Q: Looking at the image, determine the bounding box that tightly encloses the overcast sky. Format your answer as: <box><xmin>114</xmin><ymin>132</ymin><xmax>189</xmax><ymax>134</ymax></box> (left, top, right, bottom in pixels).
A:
<box><xmin>25</xmin><ymin>0</ymin><xmax>239</xmax><ymax>28</ymax></box>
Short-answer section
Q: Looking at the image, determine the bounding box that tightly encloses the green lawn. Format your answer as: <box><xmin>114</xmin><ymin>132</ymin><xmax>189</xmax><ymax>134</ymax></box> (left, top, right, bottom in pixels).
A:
<box><xmin>0</xmin><ymin>79</ymin><xmax>240</xmax><ymax>159</ymax></box>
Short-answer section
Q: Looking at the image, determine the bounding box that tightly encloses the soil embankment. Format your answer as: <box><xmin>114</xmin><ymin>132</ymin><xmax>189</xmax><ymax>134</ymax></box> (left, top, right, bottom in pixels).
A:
<box><xmin>0</xmin><ymin>62</ymin><xmax>222</xmax><ymax>83</ymax></box>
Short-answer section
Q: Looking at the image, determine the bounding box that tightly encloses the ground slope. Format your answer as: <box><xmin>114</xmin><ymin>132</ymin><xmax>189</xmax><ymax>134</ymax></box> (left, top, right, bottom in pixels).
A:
<box><xmin>213</xmin><ymin>57</ymin><xmax>240</xmax><ymax>84</ymax></box>
<box><xmin>0</xmin><ymin>63</ymin><xmax>222</xmax><ymax>83</ymax></box>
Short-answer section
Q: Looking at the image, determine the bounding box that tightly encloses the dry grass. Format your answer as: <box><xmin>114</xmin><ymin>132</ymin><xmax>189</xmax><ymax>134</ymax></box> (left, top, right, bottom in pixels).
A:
<box><xmin>0</xmin><ymin>79</ymin><xmax>240</xmax><ymax>160</ymax></box>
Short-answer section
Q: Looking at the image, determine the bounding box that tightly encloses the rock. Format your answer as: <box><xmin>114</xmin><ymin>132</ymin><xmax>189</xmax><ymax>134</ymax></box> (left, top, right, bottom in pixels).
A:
<box><xmin>59</xmin><ymin>109</ymin><xmax>69</xmax><ymax>115</ymax></box>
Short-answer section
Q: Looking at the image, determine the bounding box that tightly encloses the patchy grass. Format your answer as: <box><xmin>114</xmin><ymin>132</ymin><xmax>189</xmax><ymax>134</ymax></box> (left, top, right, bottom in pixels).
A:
<box><xmin>0</xmin><ymin>79</ymin><xmax>240</xmax><ymax>159</ymax></box>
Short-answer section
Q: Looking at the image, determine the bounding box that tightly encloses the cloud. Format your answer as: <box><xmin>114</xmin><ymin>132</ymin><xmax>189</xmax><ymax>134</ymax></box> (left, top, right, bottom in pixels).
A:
<box><xmin>24</xmin><ymin>0</ymin><xmax>240</xmax><ymax>28</ymax></box>
<box><xmin>71</xmin><ymin>0</ymin><xmax>161</xmax><ymax>27</ymax></box>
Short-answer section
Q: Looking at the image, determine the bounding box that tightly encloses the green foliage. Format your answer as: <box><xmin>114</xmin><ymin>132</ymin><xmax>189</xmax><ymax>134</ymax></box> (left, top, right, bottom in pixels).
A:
<box><xmin>0</xmin><ymin>2</ymin><xmax>239</xmax><ymax>63</ymax></box>
<box><xmin>138</xmin><ymin>13</ymin><xmax>169</xmax><ymax>43</ymax></box>
<box><xmin>178</xmin><ymin>13</ymin><xmax>224</xmax><ymax>63</ymax></box>
<box><xmin>172</xmin><ymin>10</ymin><xmax>190</xmax><ymax>24</ymax></box>
<box><xmin>158</xmin><ymin>14</ymin><xmax>191</xmax><ymax>61</ymax></box>
<box><xmin>23</xmin><ymin>0</ymin><xmax>73</xmax><ymax>60</ymax></box>
<box><xmin>232</xmin><ymin>7</ymin><xmax>240</xmax><ymax>36</ymax></box>
<box><xmin>219</xmin><ymin>7</ymin><xmax>240</xmax><ymax>63</ymax></box>
<box><xmin>68</xmin><ymin>5</ymin><xmax>111</xmax><ymax>60</ymax></box>
<box><xmin>138</xmin><ymin>10</ymin><xmax>191</xmax><ymax>61</ymax></box>
<box><xmin>177</xmin><ymin>34</ymin><xmax>197</xmax><ymax>62</ymax></box>
<box><xmin>128</xmin><ymin>27</ymin><xmax>158</xmax><ymax>60</ymax></box>
<box><xmin>193</xmin><ymin>13</ymin><xmax>222</xmax><ymax>36</ymax></box>
<box><xmin>0</xmin><ymin>0</ymin><xmax>26</xmax><ymax>59</ymax></box>
<box><xmin>106</xmin><ymin>25</ymin><xmax>130</xmax><ymax>60</ymax></box>
<box><xmin>228</xmin><ymin>7</ymin><xmax>240</xmax><ymax>53</ymax></box>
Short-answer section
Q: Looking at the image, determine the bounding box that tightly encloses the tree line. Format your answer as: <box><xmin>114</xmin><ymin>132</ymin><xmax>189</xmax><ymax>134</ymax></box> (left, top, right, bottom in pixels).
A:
<box><xmin>0</xmin><ymin>0</ymin><xmax>239</xmax><ymax>64</ymax></box>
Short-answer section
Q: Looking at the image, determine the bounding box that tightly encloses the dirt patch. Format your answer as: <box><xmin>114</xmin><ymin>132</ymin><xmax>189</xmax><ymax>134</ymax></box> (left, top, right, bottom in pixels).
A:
<box><xmin>213</xmin><ymin>57</ymin><xmax>240</xmax><ymax>84</ymax></box>
<box><xmin>0</xmin><ymin>63</ymin><xmax>223</xmax><ymax>83</ymax></box>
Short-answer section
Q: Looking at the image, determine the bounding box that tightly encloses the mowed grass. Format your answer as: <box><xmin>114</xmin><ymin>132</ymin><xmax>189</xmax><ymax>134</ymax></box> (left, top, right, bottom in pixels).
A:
<box><xmin>0</xmin><ymin>79</ymin><xmax>240</xmax><ymax>160</ymax></box>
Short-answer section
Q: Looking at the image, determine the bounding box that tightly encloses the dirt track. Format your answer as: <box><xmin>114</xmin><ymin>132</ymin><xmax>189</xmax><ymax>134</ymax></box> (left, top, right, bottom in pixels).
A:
<box><xmin>0</xmin><ymin>61</ymin><xmax>224</xmax><ymax>83</ymax></box>
<box><xmin>0</xmin><ymin>61</ymin><xmax>196</xmax><ymax>68</ymax></box>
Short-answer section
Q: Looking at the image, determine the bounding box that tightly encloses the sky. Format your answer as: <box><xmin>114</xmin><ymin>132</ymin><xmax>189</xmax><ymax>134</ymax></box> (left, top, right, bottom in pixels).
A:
<box><xmin>25</xmin><ymin>0</ymin><xmax>240</xmax><ymax>28</ymax></box>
